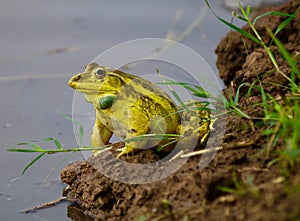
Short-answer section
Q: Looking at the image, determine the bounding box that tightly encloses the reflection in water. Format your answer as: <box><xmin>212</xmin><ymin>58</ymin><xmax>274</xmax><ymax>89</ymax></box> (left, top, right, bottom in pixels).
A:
<box><xmin>67</xmin><ymin>205</ymin><xmax>96</xmax><ymax>221</ymax></box>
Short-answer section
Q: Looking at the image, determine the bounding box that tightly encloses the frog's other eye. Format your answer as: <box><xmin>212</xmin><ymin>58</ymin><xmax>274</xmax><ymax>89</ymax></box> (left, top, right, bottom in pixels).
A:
<box><xmin>85</xmin><ymin>63</ymin><xmax>98</xmax><ymax>71</ymax></box>
<box><xmin>95</xmin><ymin>68</ymin><xmax>106</xmax><ymax>79</ymax></box>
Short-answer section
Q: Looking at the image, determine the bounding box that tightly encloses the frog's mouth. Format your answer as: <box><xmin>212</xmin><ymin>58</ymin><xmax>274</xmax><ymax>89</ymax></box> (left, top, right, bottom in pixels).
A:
<box><xmin>69</xmin><ymin>82</ymin><xmax>115</xmax><ymax>94</ymax></box>
<box><xmin>68</xmin><ymin>81</ymin><xmax>94</xmax><ymax>93</ymax></box>
<box><xmin>68</xmin><ymin>74</ymin><xmax>113</xmax><ymax>94</ymax></box>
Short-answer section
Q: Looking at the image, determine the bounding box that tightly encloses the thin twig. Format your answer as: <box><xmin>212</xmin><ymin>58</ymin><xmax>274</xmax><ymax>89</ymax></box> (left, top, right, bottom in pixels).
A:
<box><xmin>20</xmin><ymin>197</ymin><xmax>68</xmax><ymax>213</ymax></box>
<box><xmin>169</xmin><ymin>150</ymin><xmax>184</xmax><ymax>162</ymax></box>
<box><xmin>172</xmin><ymin>140</ymin><xmax>255</xmax><ymax>160</ymax></box>
<box><xmin>180</xmin><ymin>146</ymin><xmax>223</xmax><ymax>158</ymax></box>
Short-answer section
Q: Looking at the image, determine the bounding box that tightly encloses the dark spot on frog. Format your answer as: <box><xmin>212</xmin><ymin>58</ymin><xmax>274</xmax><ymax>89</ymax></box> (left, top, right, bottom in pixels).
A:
<box><xmin>141</xmin><ymin>82</ymin><xmax>156</xmax><ymax>93</ymax></box>
<box><xmin>139</xmin><ymin>95</ymin><xmax>168</xmax><ymax>116</ymax></box>
<box><xmin>169</xmin><ymin>100</ymin><xmax>177</xmax><ymax>110</ymax></box>
<box><xmin>123</xmin><ymin>110</ymin><xmax>128</xmax><ymax>118</ymax></box>
<box><xmin>123</xmin><ymin>84</ymin><xmax>143</xmax><ymax>99</ymax></box>
<box><xmin>141</xmin><ymin>81</ymin><xmax>171</xmax><ymax>98</ymax></box>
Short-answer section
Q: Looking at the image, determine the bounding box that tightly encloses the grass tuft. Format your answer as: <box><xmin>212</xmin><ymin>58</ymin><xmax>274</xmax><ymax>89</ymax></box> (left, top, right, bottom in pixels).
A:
<box><xmin>205</xmin><ymin>1</ymin><xmax>300</xmax><ymax>168</ymax></box>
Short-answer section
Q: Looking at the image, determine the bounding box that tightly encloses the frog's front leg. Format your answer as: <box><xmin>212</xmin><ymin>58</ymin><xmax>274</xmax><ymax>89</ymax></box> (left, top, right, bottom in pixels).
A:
<box><xmin>91</xmin><ymin>118</ymin><xmax>113</xmax><ymax>155</ymax></box>
<box><xmin>117</xmin><ymin>108</ymin><xmax>149</xmax><ymax>157</ymax></box>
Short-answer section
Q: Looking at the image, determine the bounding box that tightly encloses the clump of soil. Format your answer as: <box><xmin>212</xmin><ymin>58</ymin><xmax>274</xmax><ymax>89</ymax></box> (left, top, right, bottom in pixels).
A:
<box><xmin>61</xmin><ymin>1</ymin><xmax>300</xmax><ymax>220</ymax></box>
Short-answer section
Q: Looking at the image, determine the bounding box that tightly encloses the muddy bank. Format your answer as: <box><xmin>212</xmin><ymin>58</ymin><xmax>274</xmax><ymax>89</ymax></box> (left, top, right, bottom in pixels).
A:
<box><xmin>61</xmin><ymin>1</ymin><xmax>300</xmax><ymax>220</ymax></box>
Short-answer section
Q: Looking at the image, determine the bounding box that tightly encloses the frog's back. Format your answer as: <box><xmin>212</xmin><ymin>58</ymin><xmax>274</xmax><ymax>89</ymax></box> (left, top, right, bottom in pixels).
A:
<box><xmin>112</xmin><ymin>70</ymin><xmax>180</xmax><ymax>133</ymax></box>
<box><xmin>114</xmin><ymin>70</ymin><xmax>172</xmax><ymax>98</ymax></box>
<box><xmin>114</xmin><ymin>70</ymin><xmax>177</xmax><ymax>114</ymax></box>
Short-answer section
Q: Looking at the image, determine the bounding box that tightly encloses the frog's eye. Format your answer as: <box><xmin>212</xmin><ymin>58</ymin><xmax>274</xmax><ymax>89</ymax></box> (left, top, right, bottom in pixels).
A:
<box><xmin>94</xmin><ymin>68</ymin><xmax>106</xmax><ymax>79</ymax></box>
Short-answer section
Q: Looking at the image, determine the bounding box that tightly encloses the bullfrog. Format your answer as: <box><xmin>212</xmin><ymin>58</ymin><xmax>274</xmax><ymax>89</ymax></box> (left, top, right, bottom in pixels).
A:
<box><xmin>68</xmin><ymin>63</ymin><xmax>212</xmax><ymax>157</ymax></box>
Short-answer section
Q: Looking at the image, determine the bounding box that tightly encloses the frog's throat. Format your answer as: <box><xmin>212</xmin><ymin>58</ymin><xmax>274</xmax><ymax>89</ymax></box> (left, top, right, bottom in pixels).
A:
<box><xmin>84</xmin><ymin>92</ymin><xmax>117</xmax><ymax>105</ymax></box>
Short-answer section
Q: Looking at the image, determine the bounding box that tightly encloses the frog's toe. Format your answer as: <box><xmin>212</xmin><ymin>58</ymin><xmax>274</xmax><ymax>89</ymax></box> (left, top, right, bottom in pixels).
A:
<box><xmin>116</xmin><ymin>146</ymin><xmax>134</xmax><ymax>158</ymax></box>
<box><xmin>209</xmin><ymin>118</ymin><xmax>217</xmax><ymax>130</ymax></box>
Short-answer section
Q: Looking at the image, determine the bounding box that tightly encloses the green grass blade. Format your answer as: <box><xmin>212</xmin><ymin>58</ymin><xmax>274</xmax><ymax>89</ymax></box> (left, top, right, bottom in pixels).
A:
<box><xmin>217</xmin><ymin>186</ymin><xmax>235</xmax><ymax>194</ymax></box>
<box><xmin>274</xmin><ymin>14</ymin><xmax>295</xmax><ymax>37</ymax></box>
<box><xmin>253</xmin><ymin>8</ymin><xmax>299</xmax><ymax>45</ymax></box>
<box><xmin>79</xmin><ymin>127</ymin><xmax>84</xmax><ymax>146</ymax></box>
<box><xmin>156</xmin><ymin>69</ymin><xmax>185</xmax><ymax>106</ymax></box>
<box><xmin>43</xmin><ymin>137</ymin><xmax>63</xmax><ymax>149</ymax></box>
<box><xmin>159</xmin><ymin>80</ymin><xmax>210</xmax><ymax>98</ymax></box>
<box><xmin>135</xmin><ymin>215</ymin><xmax>148</xmax><ymax>221</ymax></box>
<box><xmin>268</xmin><ymin>30</ymin><xmax>300</xmax><ymax>79</ymax></box>
<box><xmin>257</xmin><ymin>78</ymin><xmax>269</xmax><ymax>119</ymax></box>
<box><xmin>7</xmin><ymin>148</ymin><xmax>45</xmax><ymax>153</ymax></box>
<box><xmin>17</xmin><ymin>142</ymin><xmax>27</xmax><ymax>145</ymax></box>
<box><xmin>253</xmin><ymin>11</ymin><xmax>295</xmax><ymax>25</ymax></box>
<box><xmin>157</xmin><ymin>139</ymin><xmax>178</xmax><ymax>152</ymax></box>
<box><xmin>21</xmin><ymin>153</ymin><xmax>46</xmax><ymax>175</ymax></box>
<box><xmin>232</xmin><ymin>12</ymin><xmax>248</xmax><ymax>23</ymax></box>
<box><xmin>230</xmin><ymin>105</ymin><xmax>251</xmax><ymax>119</ymax></box>
<box><xmin>218</xmin><ymin>14</ymin><xmax>261</xmax><ymax>45</ymax></box>
<box><xmin>204</xmin><ymin>0</ymin><xmax>262</xmax><ymax>46</ymax></box>
<box><xmin>193</xmin><ymin>85</ymin><xmax>210</xmax><ymax>98</ymax></box>
<box><xmin>246</xmin><ymin>5</ymin><xmax>251</xmax><ymax>16</ymax></box>
<box><xmin>58</xmin><ymin>111</ymin><xmax>84</xmax><ymax>145</ymax></box>
<box><xmin>29</xmin><ymin>143</ymin><xmax>43</xmax><ymax>151</ymax></box>
<box><xmin>234</xmin><ymin>82</ymin><xmax>248</xmax><ymax>106</ymax></box>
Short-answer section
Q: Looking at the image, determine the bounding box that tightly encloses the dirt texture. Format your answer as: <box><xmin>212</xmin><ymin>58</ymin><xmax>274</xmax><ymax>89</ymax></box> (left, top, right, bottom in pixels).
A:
<box><xmin>61</xmin><ymin>1</ymin><xmax>300</xmax><ymax>220</ymax></box>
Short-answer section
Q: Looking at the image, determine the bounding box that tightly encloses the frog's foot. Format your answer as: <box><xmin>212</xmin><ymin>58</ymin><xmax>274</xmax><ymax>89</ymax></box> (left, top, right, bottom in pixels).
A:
<box><xmin>209</xmin><ymin>117</ymin><xmax>217</xmax><ymax>130</ymax></box>
<box><xmin>116</xmin><ymin>145</ymin><xmax>135</xmax><ymax>158</ymax></box>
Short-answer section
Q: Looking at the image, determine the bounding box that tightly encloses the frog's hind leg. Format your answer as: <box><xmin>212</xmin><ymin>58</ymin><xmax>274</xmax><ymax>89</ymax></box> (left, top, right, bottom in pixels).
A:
<box><xmin>117</xmin><ymin>135</ymin><xmax>148</xmax><ymax>158</ymax></box>
<box><xmin>117</xmin><ymin>108</ymin><xmax>149</xmax><ymax>157</ymax></box>
<box><xmin>117</xmin><ymin>126</ymin><xmax>149</xmax><ymax>157</ymax></box>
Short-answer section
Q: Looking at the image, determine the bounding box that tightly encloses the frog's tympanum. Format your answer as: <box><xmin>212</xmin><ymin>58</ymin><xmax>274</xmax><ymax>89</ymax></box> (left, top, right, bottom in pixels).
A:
<box><xmin>68</xmin><ymin>63</ymin><xmax>212</xmax><ymax>157</ymax></box>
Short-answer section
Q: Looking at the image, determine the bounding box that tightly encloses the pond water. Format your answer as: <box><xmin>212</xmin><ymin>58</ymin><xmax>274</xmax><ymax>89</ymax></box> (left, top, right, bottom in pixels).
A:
<box><xmin>0</xmin><ymin>0</ymin><xmax>274</xmax><ymax>220</ymax></box>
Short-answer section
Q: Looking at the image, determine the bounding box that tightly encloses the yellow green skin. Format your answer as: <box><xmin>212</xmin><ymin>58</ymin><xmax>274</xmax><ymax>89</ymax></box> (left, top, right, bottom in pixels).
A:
<box><xmin>68</xmin><ymin>63</ymin><xmax>181</xmax><ymax>157</ymax></box>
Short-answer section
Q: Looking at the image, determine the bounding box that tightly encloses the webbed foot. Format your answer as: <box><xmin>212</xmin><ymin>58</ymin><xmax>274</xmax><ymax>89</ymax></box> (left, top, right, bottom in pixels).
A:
<box><xmin>116</xmin><ymin>145</ymin><xmax>135</xmax><ymax>158</ymax></box>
